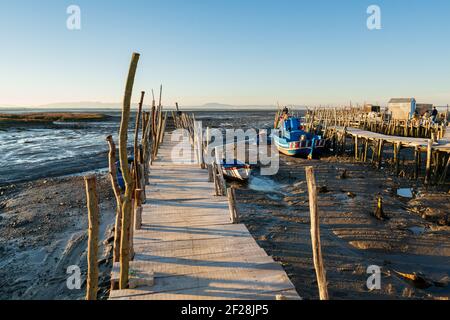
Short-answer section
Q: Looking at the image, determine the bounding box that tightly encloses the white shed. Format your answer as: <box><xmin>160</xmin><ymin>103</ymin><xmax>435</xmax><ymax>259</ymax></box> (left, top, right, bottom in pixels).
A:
<box><xmin>388</xmin><ymin>98</ymin><xmax>416</xmax><ymax>120</ymax></box>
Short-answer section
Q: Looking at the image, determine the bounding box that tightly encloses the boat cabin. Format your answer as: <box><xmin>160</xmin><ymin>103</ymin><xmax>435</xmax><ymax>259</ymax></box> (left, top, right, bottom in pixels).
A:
<box><xmin>281</xmin><ymin>117</ymin><xmax>306</xmax><ymax>141</ymax></box>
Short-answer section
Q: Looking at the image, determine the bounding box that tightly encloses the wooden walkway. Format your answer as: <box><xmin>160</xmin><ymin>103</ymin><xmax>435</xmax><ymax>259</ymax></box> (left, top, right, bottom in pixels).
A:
<box><xmin>330</xmin><ymin>126</ymin><xmax>450</xmax><ymax>153</ymax></box>
<box><xmin>109</xmin><ymin>133</ymin><xmax>300</xmax><ymax>300</ymax></box>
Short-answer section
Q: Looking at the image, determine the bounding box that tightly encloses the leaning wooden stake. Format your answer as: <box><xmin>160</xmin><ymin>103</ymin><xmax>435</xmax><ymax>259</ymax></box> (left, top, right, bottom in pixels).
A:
<box><xmin>84</xmin><ymin>175</ymin><xmax>100</xmax><ymax>300</ymax></box>
<box><xmin>118</xmin><ymin>52</ymin><xmax>140</xmax><ymax>289</ymax></box>
<box><xmin>305</xmin><ymin>166</ymin><xmax>329</xmax><ymax>300</ymax></box>
<box><xmin>106</xmin><ymin>136</ymin><xmax>123</xmax><ymax>263</ymax></box>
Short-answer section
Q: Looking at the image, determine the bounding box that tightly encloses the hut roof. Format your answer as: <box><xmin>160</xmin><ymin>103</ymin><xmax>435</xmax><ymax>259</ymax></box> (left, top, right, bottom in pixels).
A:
<box><xmin>388</xmin><ymin>98</ymin><xmax>415</xmax><ymax>104</ymax></box>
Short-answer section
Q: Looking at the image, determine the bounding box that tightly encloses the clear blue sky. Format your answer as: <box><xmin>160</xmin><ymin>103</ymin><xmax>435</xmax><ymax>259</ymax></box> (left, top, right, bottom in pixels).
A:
<box><xmin>0</xmin><ymin>0</ymin><xmax>449</xmax><ymax>107</ymax></box>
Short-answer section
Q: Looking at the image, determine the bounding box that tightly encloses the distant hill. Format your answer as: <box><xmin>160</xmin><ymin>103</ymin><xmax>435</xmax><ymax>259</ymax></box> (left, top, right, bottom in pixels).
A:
<box><xmin>0</xmin><ymin>101</ymin><xmax>309</xmax><ymax>111</ymax></box>
<box><xmin>38</xmin><ymin>102</ymin><xmax>121</xmax><ymax>109</ymax></box>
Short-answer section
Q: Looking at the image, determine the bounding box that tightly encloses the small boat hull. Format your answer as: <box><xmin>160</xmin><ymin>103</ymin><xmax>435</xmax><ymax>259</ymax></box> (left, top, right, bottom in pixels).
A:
<box><xmin>221</xmin><ymin>166</ymin><xmax>251</xmax><ymax>181</ymax></box>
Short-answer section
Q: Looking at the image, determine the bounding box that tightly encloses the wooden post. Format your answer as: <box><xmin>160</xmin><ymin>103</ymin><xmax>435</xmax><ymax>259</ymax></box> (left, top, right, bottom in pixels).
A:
<box><xmin>363</xmin><ymin>138</ymin><xmax>369</xmax><ymax>162</ymax></box>
<box><xmin>227</xmin><ymin>187</ymin><xmax>238</xmax><ymax>223</ymax></box>
<box><xmin>394</xmin><ymin>142</ymin><xmax>401</xmax><ymax>176</ymax></box>
<box><xmin>212</xmin><ymin>162</ymin><xmax>220</xmax><ymax>196</ymax></box>
<box><xmin>138</xmin><ymin>164</ymin><xmax>146</xmax><ymax>203</ymax></box>
<box><xmin>118</xmin><ymin>52</ymin><xmax>140</xmax><ymax>289</ymax></box>
<box><xmin>438</xmin><ymin>155</ymin><xmax>450</xmax><ymax>185</ymax></box>
<box><xmin>207</xmin><ymin>164</ymin><xmax>214</xmax><ymax>182</ymax></box>
<box><xmin>134</xmin><ymin>189</ymin><xmax>143</xmax><ymax>230</ymax></box>
<box><xmin>414</xmin><ymin>146</ymin><xmax>421</xmax><ymax>180</ymax></box>
<box><xmin>106</xmin><ymin>136</ymin><xmax>123</xmax><ymax>263</ymax></box>
<box><xmin>305</xmin><ymin>166</ymin><xmax>329</xmax><ymax>300</ymax></box>
<box><xmin>218</xmin><ymin>168</ymin><xmax>226</xmax><ymax>196</ymax></box>
<box><xmin>134</xmin><ymin>91</ymin><xmax>145</xmax><ymax>188</ymax></box>
<box><xmin>84</xmin><ymin>175</ymin><xmax>99</xmax><ymax>301</ymax></box>
<box><xmin>341</xmin><ymin>128</ymin><xmax>347</xmax><ymax>155</ymax></box>
<box><xmin>198</xmin><ymin>122</ymin><xmax>206</xmax><ymax>169</ymax></box>
<box><xmin>354</xmin><ymin>135</ymin><xmax>359</xmax><ymax>160</ymax></box>
<box><xmin>160</xmin><ymin>112</ymin><xmax>168</xmax><ymax>144</ymax></box>
<box><xmin>425</xmin><ymin>139</ymin><xmax>433</xmax><ymax>185</ymax></box>
<box><xmin>377</xmin><ymin>139</ymin><xmax>384</xmax><ymax>169</ymax></box>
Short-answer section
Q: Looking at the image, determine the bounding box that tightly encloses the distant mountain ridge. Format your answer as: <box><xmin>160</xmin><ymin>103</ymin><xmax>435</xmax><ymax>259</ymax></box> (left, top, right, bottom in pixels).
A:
<box><xmin>1</xmin><ymin>102</ymin><xmax>303</xmax><ymax>110</ymax></box>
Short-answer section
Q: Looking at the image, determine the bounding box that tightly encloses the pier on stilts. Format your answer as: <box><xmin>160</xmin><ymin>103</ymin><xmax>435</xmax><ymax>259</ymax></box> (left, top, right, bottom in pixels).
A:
<box><xmin>109</xmin><ymin>128</ymin><xmax>300</xmax><ymax>300</ymax></box>
<box><xmin>326</xmin><ymin>126</ymin><xmax>450</xmax><ymax>184</ymax></box>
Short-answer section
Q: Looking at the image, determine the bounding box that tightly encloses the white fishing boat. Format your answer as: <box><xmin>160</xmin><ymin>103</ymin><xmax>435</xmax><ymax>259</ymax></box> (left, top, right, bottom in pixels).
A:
<box><xmin>220</xmin><ymin>160</ymin><xmax>252</xmax><ymax>181</ymax></box>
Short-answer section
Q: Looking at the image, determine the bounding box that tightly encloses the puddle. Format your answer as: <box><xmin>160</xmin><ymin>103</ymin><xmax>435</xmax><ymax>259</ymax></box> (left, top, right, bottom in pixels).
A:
<box><xmin>397</xmin><ymin>188</ymin><xmax>414</xmax><ymax>198</ymax></box>
<box><xmin>267</xmin><ymin>194</ymin><xmax>283</xmax><ymax>201</ymax></box>
<box><xmin>248</xmin><ymin>176</ymin><xmax>287</xmax><ymax>195</ymax></box>
<box><xmin>334</xmin><ymin>193</ymin><xmax>356</xmax><ymax>202</ymax></box>
<box><xmin>408</xmin><ymin>226</ymin><xmax>427</xmax><ymax>235</ymax></box>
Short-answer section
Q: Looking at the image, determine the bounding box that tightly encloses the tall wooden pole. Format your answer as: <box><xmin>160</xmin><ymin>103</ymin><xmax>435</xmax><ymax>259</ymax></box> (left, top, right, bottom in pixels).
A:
<box><xmin>305</xmin><ymin>166</ymin><xmax>329</xmax><ymax>300</ymax></box>
<box><xmin>118</xmin><ymin>52</ymin><xmax>140</xmax><ymax>289</ymax></box>
<box><xmin>84</xmin><ymin>175</ymin><xmax>99</xmax><ymax>300</ymax></box>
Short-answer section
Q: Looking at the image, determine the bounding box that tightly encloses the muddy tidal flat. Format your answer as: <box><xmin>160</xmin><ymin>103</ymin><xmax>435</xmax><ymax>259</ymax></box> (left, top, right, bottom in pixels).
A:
<box><xmin>0</xmin><ymin>175</ymin><xmax>115</xmax><ymax>300</ymax></box>
<box><xmin>0</xmin><ymin>110</ymin><xmax>449</xmax><ymax>300</ymax></box>
<box><xmin>201</xmin><ymin>112</ymin><xmax>450</xmax><ymax>300</ymax></box>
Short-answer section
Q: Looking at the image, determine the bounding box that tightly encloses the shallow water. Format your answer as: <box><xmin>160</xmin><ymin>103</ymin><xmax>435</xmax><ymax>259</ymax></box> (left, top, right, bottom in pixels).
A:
<box><xmin>0</xmin><ymin>111</ymin><xmax>127</xmax><ymax>185</ymax></box>
<box><xmin>0</xmin><ymin>109</ymin><xmax>300</xmax><ymax>186</ymax></box>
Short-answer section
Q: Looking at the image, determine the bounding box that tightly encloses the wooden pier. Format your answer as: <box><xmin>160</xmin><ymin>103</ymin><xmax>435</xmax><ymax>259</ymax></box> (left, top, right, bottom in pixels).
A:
<box><xmin>109</xmin><ymin>132</ymin><xmax>300</xmax><ymax>300</ymax></box>
<box><xmin>326</xmin><ymin>126</ymin><xmax>450</xmax><ymax>184</ymax></box>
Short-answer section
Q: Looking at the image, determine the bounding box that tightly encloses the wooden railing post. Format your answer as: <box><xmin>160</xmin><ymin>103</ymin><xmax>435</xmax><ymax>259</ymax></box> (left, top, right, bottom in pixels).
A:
<box><xmin>305</xmin><ymin>166</ymin><xmax>329</xmax><ymax>300</ymax></box>
<box><xmin>84</xmin><ymin>175</ymin><xmax>100</xmax><ymax>300</ymax></box>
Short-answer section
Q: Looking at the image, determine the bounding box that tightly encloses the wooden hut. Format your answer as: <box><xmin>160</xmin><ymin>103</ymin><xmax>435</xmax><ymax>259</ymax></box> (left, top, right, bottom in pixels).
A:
<box><xmin>363</xmin><ymin>104</ymin><xmax>381</xmax><ymax>113</ymax></box>
<box><xmin>388</xmin><ymin>98</ymin><xmax>416</xmax><ymax>120</ymax></box>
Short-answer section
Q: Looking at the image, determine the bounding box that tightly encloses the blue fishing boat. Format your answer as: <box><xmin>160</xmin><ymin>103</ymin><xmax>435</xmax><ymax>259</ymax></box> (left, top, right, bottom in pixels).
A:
<box><xmin>272</xmin><ymin>116</ymin><xmax>326</xmax><ymax>158</ymax></box>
